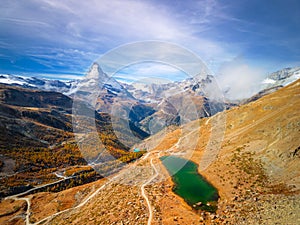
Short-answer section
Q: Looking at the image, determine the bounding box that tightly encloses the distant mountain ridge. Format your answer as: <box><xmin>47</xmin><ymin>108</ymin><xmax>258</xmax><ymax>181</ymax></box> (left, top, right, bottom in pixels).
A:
<box><xmin>0</xmin><ymin>66</ymin><xmax>299</xmax><ymax>224</ymax></box>
<box><xmin>261</xmin><ymin>67</ymin><xmax>300</xmax><ymax>89</ymax></box>
<box><xmin>1</xmin><ymin>66</ymin><xmax>299</xmax><ymax>100</ymax></box>
<box><xmin>0</xmin><ymin>83</ymin><xmax>148</xmax><ymax>153</ymax></box>
<box><xmin>1</xmin><ymin>65</ymin><xmax>299</xmax><ymax>135</ymax></box>
<box><xmin>0</xmin><ymin>74</ymin><xmax>72</xmax><ymax>93</ymax></box>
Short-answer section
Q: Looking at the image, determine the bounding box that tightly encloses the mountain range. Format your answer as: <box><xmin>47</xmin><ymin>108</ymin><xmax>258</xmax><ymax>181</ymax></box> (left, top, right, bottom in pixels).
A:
<box><xmin>0</xmin><ymin>64</ymin><xmax>299</xmax><ymax>224</ymax></box>
<box><xmin>1</xmin><ymin>65</ymin><xmax>299</xmax><ymax>135</ymax></box>
<box><xmin>1</xmin><ymin>66</ymin><xmax>299</xmax><ymax>98</ymax></box>
<box><xmin>0</xmin><ymin>68</ymin><xmax>298</xmax><ymax>224</ymax></box>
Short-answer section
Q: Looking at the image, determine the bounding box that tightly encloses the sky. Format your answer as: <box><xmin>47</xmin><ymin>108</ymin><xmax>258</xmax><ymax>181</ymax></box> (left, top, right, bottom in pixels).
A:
<box><xmin>0</xmin><ymin>0</ymin><xmax>299</xmax><ymax>83</ymax></box>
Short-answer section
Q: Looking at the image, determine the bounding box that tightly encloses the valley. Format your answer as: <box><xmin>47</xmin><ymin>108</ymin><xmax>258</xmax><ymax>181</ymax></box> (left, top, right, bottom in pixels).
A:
<box><xmin>0</xmin><ymin>82</ymin><xmax>146</xmax><ymax>198</ymax></box>
<box><xmin>0</xmin><ymin>72</ymin><xmax>299</xmax><ymax>224</ymax></box>
<box><xmin>1</xmin><ymin>1</ymin><xmax>300</xmax><ymax>224</ymax></box>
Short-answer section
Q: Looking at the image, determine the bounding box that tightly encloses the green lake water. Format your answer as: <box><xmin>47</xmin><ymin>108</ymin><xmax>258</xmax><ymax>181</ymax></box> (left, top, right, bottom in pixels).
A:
<box><xmin>160</xmin><ymin>156</ymin><xmax>219</xmax><ymax>212</ymax></box>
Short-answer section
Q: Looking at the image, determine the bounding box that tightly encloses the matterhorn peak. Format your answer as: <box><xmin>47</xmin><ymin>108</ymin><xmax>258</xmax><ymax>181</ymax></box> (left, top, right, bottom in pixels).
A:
<box><xmin>86</xmin><ymin>62</ymin><xmax>104</xmax><ymax>80</ymax></box>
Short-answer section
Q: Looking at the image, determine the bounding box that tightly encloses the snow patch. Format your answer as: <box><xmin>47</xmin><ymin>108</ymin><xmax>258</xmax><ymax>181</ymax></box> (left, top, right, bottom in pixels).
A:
<box><xmin>262</xmin><ymin>78</ymin><xmax>276</xmax><ymax>84</ymax></box>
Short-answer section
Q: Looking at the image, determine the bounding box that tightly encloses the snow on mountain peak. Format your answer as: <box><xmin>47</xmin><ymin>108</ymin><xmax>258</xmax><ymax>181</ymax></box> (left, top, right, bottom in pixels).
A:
<box><xmin>86</xmin><ymin>63</ymin><xmax>104</xmax><ymax>80</ymax></box>
<box><xmin>0</xmin><ymin>74</ymin><xmax>71</xmax><ymax>92</ymax></box>
<box><xmin>261</xmin><ymin>66</ymin><xmax>300</xmax><ymax>90</ymax></box>
<box><xmin>1</xmin><ymin>65</ymin><xmax>299</xmax><ymax>102</ymax></box>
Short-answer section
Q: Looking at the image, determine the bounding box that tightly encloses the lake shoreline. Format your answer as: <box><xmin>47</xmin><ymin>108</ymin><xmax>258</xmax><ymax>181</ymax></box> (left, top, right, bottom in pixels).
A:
<box><xmin>160</xmin><ymin>156</ymin><xmax>219</xmax><ymax>212</ymax></box>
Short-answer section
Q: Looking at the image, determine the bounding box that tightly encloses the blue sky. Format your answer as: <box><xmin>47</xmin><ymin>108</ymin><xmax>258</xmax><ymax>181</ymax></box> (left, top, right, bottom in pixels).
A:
<box><xmin>0</xmin><ymin>0</ymin><xmax>299</xmax><ymax>80</ymax></box>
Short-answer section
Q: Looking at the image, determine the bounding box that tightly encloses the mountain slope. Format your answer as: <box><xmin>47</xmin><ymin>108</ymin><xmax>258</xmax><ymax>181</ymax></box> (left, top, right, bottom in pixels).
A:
<box><xmin>0</xmin><ymin>83</ymin><xmax>150</xmax><ymax>197</ymax></box>
<box><xmin>16</xmin><ymin>80</ymin><xmax>299</xmax><ymax>224</ymax></box>
<box><xmin>158</xmin><ymin>78</ymin><xmax>300</xmax><ymax>223</ymax></box>
<box><xmin>0</xmin><ymin>84</ymin><xmax>74</xmax><ymax>149</ymax></box>
<box><xmin>136</xmin><ymin>78</ymin><xmax>300</xmax><ymax>224</ymax></box>
<box><xmin>0</xmin><ymin>65</ymin><xmax>299</xmax><ymax>223</ymax></box>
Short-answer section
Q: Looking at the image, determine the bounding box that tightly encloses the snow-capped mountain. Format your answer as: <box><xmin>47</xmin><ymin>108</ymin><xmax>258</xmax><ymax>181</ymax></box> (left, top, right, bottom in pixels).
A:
<box><xmin>1</xmin><ymin>64</ymin><xmax>299</xmax><ymax>134</ymax></box>
<box><xmin>261</xmin><ymin>67</ymin><xmax>300</xmax><ymax>89</ymax></box>
<box><xmin>238</xmin><ymin>66</ymin><xmax>300</xmax><ymax>104</ymax></box>
<box><xmin>66</xmin><ymin>63</ymin><xmax>133</xmax><ymax>98</ymax></box>
<box><xmin>2</xmin><ymin>65</ymin><xmax>299</xmax><ymax>102</ymax></box>
<box><xmin>0</xmin><ymin>74</ymin><xmax>72</xmax><ymax>93</ymax></box>
<box><xmin>121</xmin><ymin>73</ymin><xmax>228</xmax><ymax>133</ymax></box>
<box><xmin>123</xmin><ymin>75</ymin><xmax>215</xmax><ymax>103</ymax></box>
<box><xmin>0</xmin><ymin>63</ymin><xmax>133</xmax><ymax>100</ymax></box>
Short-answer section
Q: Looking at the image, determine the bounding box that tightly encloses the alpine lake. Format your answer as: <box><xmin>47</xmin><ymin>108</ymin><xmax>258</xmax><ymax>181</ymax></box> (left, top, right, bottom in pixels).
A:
<box><xmin>160</xmin><ymin>156</ymin><xmax>219</xmax><ymax>212</ymax></box>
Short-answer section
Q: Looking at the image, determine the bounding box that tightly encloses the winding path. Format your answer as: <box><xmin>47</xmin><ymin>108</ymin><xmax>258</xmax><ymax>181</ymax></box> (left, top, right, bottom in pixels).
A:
<box><xmin>19</xmin><ymin>197</ymin><xmax>31</xmax><ymax>225</ymax></box>
<box><xmin>34</xmin><ymin>182</ymin><xmax>108</xmax><ymax>224</ymax></box>
<box><xmin>34</xmin><ymin>169</ymin><xmax>129</xmax><ymax>224</ymax></box>
<box><xmin>141</xmin><ymin>157</ymin><xmax>159</xmax><ymax>225</ymax></box>
<box><xmin>5</xmin><ymin>151</ymin><xmax>162</xmax><ymax>225</ymax></box>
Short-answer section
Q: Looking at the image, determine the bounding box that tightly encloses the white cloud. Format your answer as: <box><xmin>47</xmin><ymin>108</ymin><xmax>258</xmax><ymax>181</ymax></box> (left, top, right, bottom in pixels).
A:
<box><xmin>217</xmin><ymin>58</ymin><xmax>266</xmax><ymax>100</ymax></box>
<box><xmin>4</xmin><ymin>0</ymin><xmax>283</xmax><ymax>84</ymax></box>
<box><xmin>0</xmin><ymin>0</ymin><xmax>236</xmax><ymax>65</ymax></box>
<box><xmin>20</xmin><ymin>0</ymin><xmax>186</xmax><ymax>46</ymax></box>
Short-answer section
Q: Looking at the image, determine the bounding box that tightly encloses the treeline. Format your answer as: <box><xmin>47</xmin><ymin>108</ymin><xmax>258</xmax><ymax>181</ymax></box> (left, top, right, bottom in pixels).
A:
<box><xmin>0</xmin><ymin>139</ymin><xmax>146</xmax><ymax>197</ymax></box>
<box><xmin>118</xmin><ymin>151</ymin><xmax>146</xmax><ymax>163</ymax></box>
<box><xmin>5</xmin><ymin>143</ymin><xmax>87</xmax><ymax>172</ymax></box>
<box><xmin>0</xmin><ymin>169</ymin><xmax>101</xmax><ymax>198</ymax></box>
